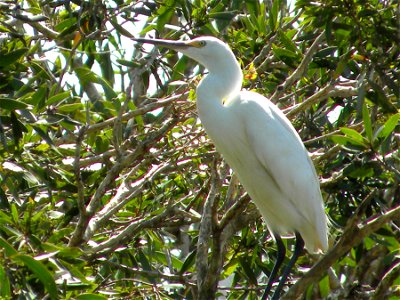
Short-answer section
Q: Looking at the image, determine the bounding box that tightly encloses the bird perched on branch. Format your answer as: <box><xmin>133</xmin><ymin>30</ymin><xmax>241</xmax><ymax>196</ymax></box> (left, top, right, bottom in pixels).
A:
<box><xmin>133</xmin><ymin>36</ymin><xmax>328</xmax><ymax>300</ymax></box>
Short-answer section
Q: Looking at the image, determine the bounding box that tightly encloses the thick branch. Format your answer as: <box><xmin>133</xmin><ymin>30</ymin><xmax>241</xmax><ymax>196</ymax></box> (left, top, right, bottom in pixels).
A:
<box><xmin>15</xmin><ymin>13</ymin><xmax>58</xmax><ymax>39</ymax></box>
<box><xmin>68</xmin><ymin>127</ymin><xmax>88</xmax><ymax>247</ymax></box>
<box><xmin>287</xmin><ymin>83</ymin><xmax>358</xmax><ymax>118</ymax></box>
<box><xmin>196</xmin><ymin>164</ymin><xmax>221</xmax><ymax>300</ymax></box>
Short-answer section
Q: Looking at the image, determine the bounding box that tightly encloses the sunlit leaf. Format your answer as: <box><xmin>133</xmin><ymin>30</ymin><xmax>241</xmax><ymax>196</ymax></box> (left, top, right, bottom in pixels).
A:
<box><xmin>57</xmin><ymin>103</ymin><xmax>83</xmax><ymax>112</ymax></box>
<box><xmin>319</xmin><ymin>275</ymin><xmax>330</xmax><ymax>298</ymax></box>
<box><xmin>377</xmin><ymin>114</ymin><xmax>400</xmax><ymax>140</ymax></box>
<box><xmin>340</xmin><ymin>127</ymin><xmax>367</xmax><ymax>143</ymax></box>
<box><xmin>47</xmin><ymin>91</ymin><xmax>72</xmax><ymax>106</ymax></box>
<box><xmin>271</xmin><ymin>44</ymin><xmax>299</xmax><ymax>60</ymax></box>
<box><xmin>331</xmin><ymin>135</ymin><xmax>368</xmax><ymax>148</ymax></box>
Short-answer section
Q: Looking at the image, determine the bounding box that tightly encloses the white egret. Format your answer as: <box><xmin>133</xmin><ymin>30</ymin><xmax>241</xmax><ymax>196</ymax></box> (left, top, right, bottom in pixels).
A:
<box><xmin>133</xmin><ymin>36</ymin><xmax>328</xmax><ymax>299</ymax></box>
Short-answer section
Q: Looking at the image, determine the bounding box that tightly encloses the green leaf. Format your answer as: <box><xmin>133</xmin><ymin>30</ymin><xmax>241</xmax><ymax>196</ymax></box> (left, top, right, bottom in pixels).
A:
<box><xmin>245</xmin><ymin>0</ymin><xmax>259</xmax><ymax>17</ymax></box>
<box><xmin>109</xmin><ymin>17</ymin><xmax>134</xmax><ymax>38</ymax></box>
<box><xmin>57</xmin><ymin>103</ymin><xmax>83</xmax><ymax>112</ymax></box>
<box><xmin>179</xmin><ymin>250</ymin><xmax>196</xmax><ymax>274</ymax></box>
<box><xmin>76</xmin><ymin>294</ymin><xmax>108</xmax><ymax>300</ymax></box>
<box><xmin>11</xmin><ymin>203</ymin><xmax>19</xmax><ymax>224</ymax></box>
<box><xmin>74</xmin><ymin>67</ymin><xmax>98</xmax><ymax>85</ymax></box>
<box><xmin>0</xmin><ymin>264</ymin><xmax>11</xmax><ymax>298</ymax></box>
<box><xmin>156</xmin><ymin>4</ymin><xmax>174</xmax><ymax>32</ymax></box>
<box><xmin>346</xmin><ymin>165</ymin><xmax>374</xmax><ymax>179</ymax></box>
<box><xmin>58</xmin><ymin>258</ymin><xmax>92</xmax><ymax>284</ymax></box>
<box><xmin>208</xmin><ymin>11</ymin><xmax>236</xmax><ymax>21</ymax></box>
<box><xmin>271</xmin><ymin>44</ymin><xmax>298</xmax><ymax>59</ymax></box>
<box><xmin>94</xmin><ymin>136</ymin><xmax>110</xmax><ymax>154</ymax></box>
<box><xmin>13</xmin><ymin>254</ymin><xmax>58</xmax><ymax>299</ymax></box>
<box><xmin>30</xmin><ymin>61</ymin><xmax>52</xmax><ymax>80</ymax></box>
<box><xmin>75</xmin><ymin>66</ymin><xmax>117</xmax><ymax>100</ymax></box>
<box><xmin>116</xmin><ymin>59</ymin><xmax>141</xmax><ymax>68</ymax></box>
<box><xmin>137</xmin><ymin>249</ymin><xmax>156</xmax><ymax>283</ymax></box>
<box><xmin>0</xmin><ymin>48</ymin><xmax>28</xmax><ymax>67</ymax></box>
<box><xmin>0</xmin><ymin>237</ymin><xmax>18</xmax><ymax>256</ymax></box>
<box><xmin>278</xmin><ymin>30</ymin><xmax>298</xmax><ymax>54</ymax></box>
<box><xmin>0</xmin><ymin>209</ymin><xmax>12</xmax><ymax>223</ymax></box>
<box><xmin>331</xmin><ymin>135</ymin><xmax>368</xmax><ymax>148</ymax></box>
<box><xmin>362</xmin><ymin>103</ymin><xmax>373</xmax><ymax>142</ymax></box>
<box><xmin>340</xmin><ymin>127</ymin><xmax>368</xmax><ymax>144</ymax></box>
<box><xmin>368</xmin><ymin>80</ymin><xmax>397</xmax><ymax>113</ymax></box>
<box><xmin>28</xmin><ymin>85</ymin><xmax>47</xmax><ymax>108</ymax></box>
<box><xmin>47</xmin><ymin>91</ymin><xmax>72</xmax><ymax>106</ymax></box>
<box><xmin>239</xmin><ymin>257</ymin><xmax>257</xmax><ymax>285</ymax></box>
<box><xmin>11</xmin><ymin>111</ymin><xmax>27</xmax><ymax>143</ymax></box>
<box><xmin>315</xmin><ymin>46</ymin><xmax>338</xmax><ymax>58</ymax></box>
<box><xmin>98</xmin><ymin>44</ymin><xmax>114</xmax><ymax>86</ymax></box>
<box><xmin>377</xmin><ymin>114</ymin><xmax>400</xmax><ymax>140</ymax></box>
<box><xmin>269</xmin><ymin>0</ymin><xmax>280</xmax><ymax>31</ymax></box>
<box><xmin>32</xmin><ymin>125</ymin><xmax>62</xmax><ymax>155</ymax></box>
<box><xmin>55</xmin><ymin>17</ymin><xmax>77</xmax><ymax>32</ymax></box>
<box><xmin>0</xmin><ymin>98</ymin><xmax>29</xmax><ymax>110</ymax></box>
<box><xmin>319</xmin><ymin>275</ymin><xmax>330</xmax><ymax>298</ymax></box>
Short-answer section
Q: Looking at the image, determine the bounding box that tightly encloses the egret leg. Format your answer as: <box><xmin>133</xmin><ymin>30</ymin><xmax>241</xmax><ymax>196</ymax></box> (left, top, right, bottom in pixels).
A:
<box><xmin>271</xmin><ymin>232</ymin><xmax>305</xmax><ymax>300</ymax></box>
<box><xmin>261</xmin><ymin>233</ymin><xmax>286</xmax><ymax>300</ymax></box>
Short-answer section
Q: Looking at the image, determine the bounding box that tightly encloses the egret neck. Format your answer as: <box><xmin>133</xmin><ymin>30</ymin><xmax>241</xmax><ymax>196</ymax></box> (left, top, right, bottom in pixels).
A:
<box><xmin>133</xmin><ymin>36</ymin><xmax>243</xmax><ymax>124</ymax></box>
<box><xmin>196</xmin><ymin>53</ymin><xmax>242</xmax><ymax>117</ymax></box>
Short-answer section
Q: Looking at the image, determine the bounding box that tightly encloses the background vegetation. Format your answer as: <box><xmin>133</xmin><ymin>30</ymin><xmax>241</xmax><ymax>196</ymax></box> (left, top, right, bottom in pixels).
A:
<box><xmin>1</xmin><ymin>0</ymin><xmax>399</xmax><ymax>299</ymax></box>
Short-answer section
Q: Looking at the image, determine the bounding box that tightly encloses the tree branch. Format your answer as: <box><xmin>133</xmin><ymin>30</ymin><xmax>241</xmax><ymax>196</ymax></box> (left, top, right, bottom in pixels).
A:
<box><xmin>282</xmin><ymin>203</ymin><xmax>400</xmax><ymax>299</ymax></box>
<box><xmin>271</xmin><ymin>31</ymin><xmax>326</xmax><ymax>102</ymax></box>
<box><xmin>83</xmin><ymin>159</ymin><xmax>194</xmax><ymax>240</ymax></box>
<box><xmin>196</xmin><ymin>163</ymin><xmax>220</xmax><ymax>300</ymax></box>
<box><xmin>286</xmin><ymin>82</ymin><xmax>358</xmax><ymax>118</ymax></box>
<box><xmin>88</xmin><ymin>205</ymin><xmax>176</xmax><ymax>256</ymax></box>
<box><xmin>55</xmin><ymin>93</ymin><xmax>188</xmax><ymax>146</ymax></box>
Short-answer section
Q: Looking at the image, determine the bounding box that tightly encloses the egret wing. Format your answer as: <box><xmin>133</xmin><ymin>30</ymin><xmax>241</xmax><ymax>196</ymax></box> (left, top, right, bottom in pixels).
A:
<box><xmin>237</xmin><ymin>92</ymin><xmax>326</xmax><ymax>248</ymax></box>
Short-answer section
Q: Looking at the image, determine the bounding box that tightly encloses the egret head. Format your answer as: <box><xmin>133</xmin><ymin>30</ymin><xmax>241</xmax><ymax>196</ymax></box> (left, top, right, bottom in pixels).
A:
<box><xmin>133</xmin><ymin>36</ymin><xmax>238</xmax><ymax>73</ymax></box>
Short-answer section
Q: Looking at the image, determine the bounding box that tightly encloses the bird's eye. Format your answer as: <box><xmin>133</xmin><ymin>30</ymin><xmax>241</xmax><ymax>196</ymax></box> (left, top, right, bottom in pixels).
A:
<box><xmin>188</xmin><ymin>40</ymin><xmax>207</xmax><ymax>48</ymax></box>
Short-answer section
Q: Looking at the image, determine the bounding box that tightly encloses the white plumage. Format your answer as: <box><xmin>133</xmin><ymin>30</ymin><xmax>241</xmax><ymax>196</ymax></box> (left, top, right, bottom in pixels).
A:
<box><xmin>185</xmin><ymin>36</ymin><xmax>328</xmax><ymax>253</ymax></box>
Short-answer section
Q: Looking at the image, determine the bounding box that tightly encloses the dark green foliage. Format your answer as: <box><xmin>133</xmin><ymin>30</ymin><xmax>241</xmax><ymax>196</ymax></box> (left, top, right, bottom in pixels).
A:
<box><xmin>0</xmin><ymin>0</ymin><xmax>399</xmax><ymax>299</ymax></box>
